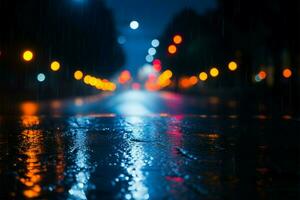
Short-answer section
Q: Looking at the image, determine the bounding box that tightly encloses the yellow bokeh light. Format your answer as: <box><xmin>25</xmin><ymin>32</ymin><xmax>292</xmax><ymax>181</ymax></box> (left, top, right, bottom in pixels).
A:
<box><xmin>83</xmin><ymin>75</ymin><xmax>91</xmax><ymax>84</ymax></box>
<box><xmin>50</xmin><ymin>61</ymin><xmax>60</xmax><ymax>71</ymax></box>
<box><xmin>228</xmin><ymin>61</ymin><xmax>238</xmax><ymax>71</ymax></box>
<box><xmin>89</xmin><ymin>77</ymin><xmax>97</xmax><ymax>86</ymax></box>
<box><xmin>199</xmin><ymin>72</ymin><xmax>208</xmax><ymax>81</ymax></box>
<box><xmin>163</xmin><ymin>70</ymin><xmax>173</xmax><ymax>79</ymax></box>
<box><xmin>210</xmin><ymin>67</ymin><xmax>219</xmax><ymax>77</ymax></box>
<box><xmin>74</xmin><ymin>70</ymin><xmax>83</xmax><ymax>80</ymax></box>
<box><xmin>23</xmin><ymin>50</ymin><xmax>34</xmax><ymax>62</ymax></box>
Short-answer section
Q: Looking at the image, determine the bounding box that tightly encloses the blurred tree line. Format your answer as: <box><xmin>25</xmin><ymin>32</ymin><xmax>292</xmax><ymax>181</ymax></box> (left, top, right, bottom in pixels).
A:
<box><xmin>0</xmin><ymin>0</ymin><xmax>124</xmax><ymax>99</ymax></box>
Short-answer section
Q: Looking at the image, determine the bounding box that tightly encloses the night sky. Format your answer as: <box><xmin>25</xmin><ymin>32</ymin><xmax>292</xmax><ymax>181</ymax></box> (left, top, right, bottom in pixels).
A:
<box><xmin>104</xmin><ymin>0</ymin><xmax>217</xmax><ymax>71</ymax></box>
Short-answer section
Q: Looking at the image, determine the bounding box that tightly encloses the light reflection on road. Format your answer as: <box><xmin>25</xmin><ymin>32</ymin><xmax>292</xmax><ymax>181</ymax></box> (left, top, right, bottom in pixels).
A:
<box><xmin>19</xmin><ymin>115</ymin><xmax>44</xmax><ymax>199</ymax></box>
<box><xmin>67</xmin><ymin>117</ymin><xmax>92</xmax><ymax>200</ymax></box>
<box><xmin>117</xmin><ymin>117</ymin><xmax>151</xmax><ymax>199</ymax></box>
<box><xmin>113</xmin><ymin>92</ymin><xmax>153</xmax><ymax>199</ymax></box>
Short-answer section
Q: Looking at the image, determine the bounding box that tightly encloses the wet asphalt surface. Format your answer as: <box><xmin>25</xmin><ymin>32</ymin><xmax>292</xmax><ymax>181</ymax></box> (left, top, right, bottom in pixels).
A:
<box><xmin>0</xmin><ymin>91</ymin><xmax>299</xmax><ymax>200</ymax></box>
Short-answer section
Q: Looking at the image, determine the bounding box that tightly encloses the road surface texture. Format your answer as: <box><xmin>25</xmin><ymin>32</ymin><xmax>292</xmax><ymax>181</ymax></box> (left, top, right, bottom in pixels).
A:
<box><xmin>0</xmin><ymin>91</ymin><xmax>299</xmax><ymax>199</ymax></box>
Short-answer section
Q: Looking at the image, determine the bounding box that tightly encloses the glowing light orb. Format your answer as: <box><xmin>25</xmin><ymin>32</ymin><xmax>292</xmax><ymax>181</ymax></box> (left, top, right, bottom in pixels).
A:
<box><xmin>258</xmin><ymin>70</ymin><xmax>267</xmax><ymax>80</ymax></box>
<box><xmin>145</xmin><ymin>55</ymin><xmax>154</xmax><ymax>63</ymax></box>
<box><xmin>282</xmin><ymin>68</ymin><xmax>292</xmax><ymax>78</ymax></box>
<box><xmin>50</xmin><ymin>61</ymin><xmax>60</xmax><ymax>71</ymax></box>
<box><xmin>199</xmin><ymin>72</ymin><xmax>208</xmax><ymax>81</ymax></box>
<box><xmin>148</xmin><ymin>47</ymin><xmax>156</xmax><ymax>56</ymax></box>
<box><xmin>228</xmin><ymin>61</ymin><xmax>238</xmax><ymax>71</ymax></box>
<box><xmin>23</xmin><ymin>50</ymin><xmax>34</xmax><ymax>62</ymax></box>
<box><xmin>117</xmin><ymin>36</ymin><xmax>126</xmax><ymax>44</ymax></box>
<box><xmin>168</xmin><ymin>45</ymin><xmax>177</xmax><ymax>54</ymax></box>
<box><xmin>210</xmin><ymin>68</ymin><xmax>219</xmax><ymax>77</ymax></box>
<box><xmin>74</xmin><ymin>70</ymin><xmax>83</xmax><ymax>80</ymax></box>
<box><xmin>130</xmin><ymin>20</ymin><xmax>139</xmax><ymax>30</ymax></box>
<box><xmin>151</xmin><ymin>39</ymin><xmax>160</xmax><ymax>47</ymax></box>
<box><xmin>173</xmin><ymin>35</ymin><xmax>183</xmax><ymax>44</ymax></box>
<box><xmin>37</xmin><ymin>73</ymin><xmax>45</xmax><ymax>82</ymax></box>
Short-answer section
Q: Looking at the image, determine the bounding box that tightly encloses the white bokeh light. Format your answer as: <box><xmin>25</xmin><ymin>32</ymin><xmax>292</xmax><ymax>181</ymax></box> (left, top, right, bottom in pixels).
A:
<box><xmin>130</xmin><ymin>20</ymin><xmax>139</xmax><ymax>30</ymax></box>
<box><xmin>151</xmin><ymin>39</ymin><xmax>160</xmax><ymax>47</ymax></box>
<box><xmin>145</xmin><ymin>55</ymin><xmax>154</xmax><ymax>63</ymax></box>
<box><xmin>148</xmin><ymin>47</ymin><xmax>156</xmax><ymax>56</ymax></box>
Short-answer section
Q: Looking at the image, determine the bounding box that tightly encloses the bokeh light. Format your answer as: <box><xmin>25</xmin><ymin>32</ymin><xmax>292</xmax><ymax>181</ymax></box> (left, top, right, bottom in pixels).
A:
<box><xmin>258</xmin><ymin>70</ymin><xmax>267</xmax><ymax>80</ymax></box>
<box><xmin>189</xmin><ymin>76</ymin><xmax>198</xmax><ymax>85</ymax></box>
<box><xmin>255</xmin><ymin>75</ymin><xmax>262</xmax><ymax>82</ymax></box>
<box><xmin>22</xmin><ymin>50</ymin><xmax>34</xmax><ymax>62</ymax></box>
<box><xmin>37</xmin><ymin>73</ymin><xmax>46</xmax><ymax>82</ymax></box>
<box><xmin>162</xmin><ymin>70</ymin><xmax>173</xmax><ymax>79</ymax></box>
<box><xmin>148</xmin><ymin>47</ymin><xmax>156</xmax><ymax>56</ymax></box>
<box><xmin>50</xmin><ymin>61</ymin><xmax>60</xmax><ymax>71</ymax></box>
<box><xmin>210</xmin><ymin>67</ymin><xmax>219</xmax><ymax>77</ymax></box>
<box><xmin>145</xmin><ymin>55</ymin><xmax>154</xmax><ymax>63</ymax></box>
<box><xmin>173</xmin><ymin>35</ymin><xmax>183</xmax><ymax>44</ymax></box>
<box><xmin>228</xmin><ymin>61</ymin><xmax>238</xmax><ymax>71</ymax></box>
<box><xmin>130</xmin><ymin>20</ymin><xmax>139</xmax><ymax>30</ymax></box>
<box><xmin>282</xmin><ymin>68</ymin><xmax>292</xmax><ymax>79</ymax></box>
<box><xmin>151</xmin><ymin>39</ymin><xmax>160</xmax><ymax>47</ymax></box>
<box><xmin>168</xmin><ymin>45</ymin><xmax>177</xmax><ymax>54</ymax></box>
<box><xmin>117</xmin><ymin>36</ymin><xmax>126</xmax><ymax>44</ymax></box>
<box><xmin>74</xmin><ymin>70</ymin><xmax>83</xmax><ymax>80</ymax></box>
<box><xmin>199</xmin><ymin>72</ymin><xmax>208</xmax><ymax>81</ymax></box>
<box><xmin>20</xmin><ymin>102</ymin><xmax>39</xmax><ymax>116</ymax></box>
<box><xmin>83</xmin><ymin>75</ymin><xmax>91</xmax><ymax>84</ymax></box>
<box><xmin>179</xmin><ymin>77</ymin><xmax>190</xmax><ymax>89</ymax></box>
<box><xmin>119</xmin><ymin>70</ymin><xmax>131</xmax><ymax>84</ymax></box>
<box><xmin>132</xmin><ymin>83</ymin><xmax>141</xmax><ymax>90</ymax></box>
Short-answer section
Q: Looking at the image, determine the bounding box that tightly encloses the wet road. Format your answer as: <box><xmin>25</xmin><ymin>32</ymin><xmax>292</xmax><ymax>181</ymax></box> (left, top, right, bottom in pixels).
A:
<box><xmin>0</xmin><ymin>91</ymin><xmax>299</xmax><ymax>199</ymax></box>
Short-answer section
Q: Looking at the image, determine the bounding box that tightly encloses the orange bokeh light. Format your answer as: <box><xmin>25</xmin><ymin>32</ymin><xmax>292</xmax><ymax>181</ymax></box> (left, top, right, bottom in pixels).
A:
<box><xmin>118</xmin><ymin>70</ymin><xmax>131</xmax><ymax>84</ymax></box>
<box><xmin>258</xmin><ymin>70</ymin><xmax>267</xmax><ymax>80</ymax></box>
<box><xmin>20</xmin><ymin>102</ymin><xmax>39</xmax><ymax>116</ymax></box>
<box><xmin>179</xmin><ymin>77</ymin><xmax>190</xmax><ymax>89</ymax></box>
<box><xmin>168</xmin><ymin>45</ymin><xmax>177</xmax><ymax>54</ymax></box>
<box><xmin>189</xmin><ymin>76</ymin><xmax>198</xmax><ymax>85</ymax></box>
<box><xmin>282</xmin><ymin>68</ymin><xmax>292</xmax><ymax>78</ymax></box>
<box><xmin>173</xmin><ymin>35</ymin><xmax>183</xmax><ymax>44</ymax></box>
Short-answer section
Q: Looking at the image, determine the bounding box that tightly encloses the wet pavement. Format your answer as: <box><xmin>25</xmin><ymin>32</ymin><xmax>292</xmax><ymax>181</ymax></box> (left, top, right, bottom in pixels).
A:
<box><xmin>0</xmin><ymin>91</ymin><xmax>299</xmax><ymax>199</ymax></box>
